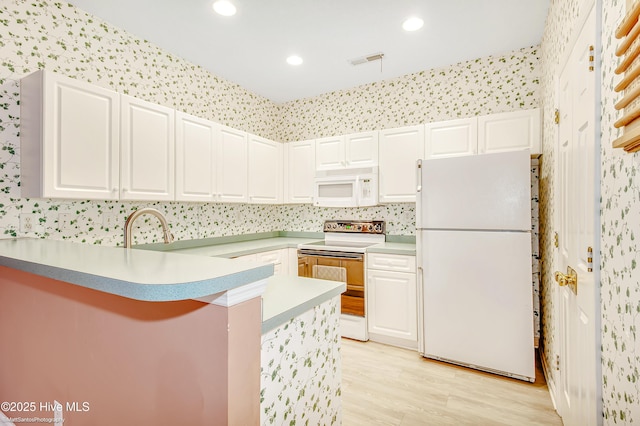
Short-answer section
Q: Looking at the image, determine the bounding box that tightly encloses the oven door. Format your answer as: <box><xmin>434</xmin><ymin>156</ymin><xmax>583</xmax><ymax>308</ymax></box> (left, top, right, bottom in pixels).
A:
<box><xmin>298</xmin><ymin>249</ymin><xmax>365</xmax><ymax>316</ymax></box>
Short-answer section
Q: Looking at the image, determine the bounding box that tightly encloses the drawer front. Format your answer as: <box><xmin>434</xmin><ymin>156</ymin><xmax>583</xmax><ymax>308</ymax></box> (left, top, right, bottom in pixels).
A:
<box><xmin>367</xmin><ymin>253</ymin><xmax>416</xmax><ymax>273</ymax></box>
<box><xmin>256</xmin><ymin>249</ymin><xmax>283</xmax><ymax>265</ymax></box>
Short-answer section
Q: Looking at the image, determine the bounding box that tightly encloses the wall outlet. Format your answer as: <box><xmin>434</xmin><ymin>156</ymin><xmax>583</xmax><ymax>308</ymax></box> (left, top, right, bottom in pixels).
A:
<box><xmin>20</xmin><ymin>213</ymin><xmax>37</xmax><ymax>233</ymax></box>
<box><xmin>102</xmin><ymin>213</ymin><xmax>119</xmax><ymax>228</ymax></box>
<box><xmin>58</xmin><ymin>213</ymin><xmax>72</xmax><ymax>231</ymax></box>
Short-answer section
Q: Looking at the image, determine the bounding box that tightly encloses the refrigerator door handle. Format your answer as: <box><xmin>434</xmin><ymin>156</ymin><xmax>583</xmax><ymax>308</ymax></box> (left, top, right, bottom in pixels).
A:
<box><xmin>416</xmin><ymin>159</ymin><xmax>423</xmax><ymax>192</ymax></box>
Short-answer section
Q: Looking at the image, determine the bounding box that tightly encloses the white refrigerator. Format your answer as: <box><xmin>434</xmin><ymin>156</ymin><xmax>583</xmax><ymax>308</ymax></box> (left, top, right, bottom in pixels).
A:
<box><xmin>416</xmin><ymin>149</ymin><xmax>534</xmax><ymax>382</ymax></box>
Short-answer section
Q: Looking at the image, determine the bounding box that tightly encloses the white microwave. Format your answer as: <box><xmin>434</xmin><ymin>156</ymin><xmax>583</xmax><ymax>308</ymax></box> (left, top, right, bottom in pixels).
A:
<box><xmin>314</xmin><ymin>166</ymin><xmax>378</xmax><ymax>207</ymax></box>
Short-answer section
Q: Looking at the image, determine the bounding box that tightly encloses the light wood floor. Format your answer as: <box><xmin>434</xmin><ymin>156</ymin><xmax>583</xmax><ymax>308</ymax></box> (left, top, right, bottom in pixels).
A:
<box><xmin>341</xmin><ymin>338</ymin><xmax>562</xmax><ymax>426</ymax></box>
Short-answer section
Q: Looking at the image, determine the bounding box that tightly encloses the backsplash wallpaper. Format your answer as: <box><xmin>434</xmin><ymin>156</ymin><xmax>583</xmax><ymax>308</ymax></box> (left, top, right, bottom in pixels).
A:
<box><xmin>0</xmin><ymin>0</ymin><xmax>541</xmax><ymax>246</ymax></box>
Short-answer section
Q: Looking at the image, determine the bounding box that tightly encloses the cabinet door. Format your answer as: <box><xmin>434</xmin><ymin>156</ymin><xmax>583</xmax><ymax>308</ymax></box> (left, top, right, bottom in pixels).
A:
<box><xmin>345</xmin><ymin>131</ymin><xmax>378</xmax><ymax>167</ymax></box>
<box><xmin>425</xmin><ymin>117</ymin><xmax>478</xmax><ymax>159</ymax></box>
<box><xmin>175</xmin><ymin>112</ymin><xmax>217</xmax><ymax>202</ymax></box>
<box><xmin>288</xmin><ymin>248</ymin><xmax>299</xmax><ymax>276</ymax></box>
<box><xmin>120</xmin><ymin>95</ymin><xmax>175</xmax><ymax>201</ymax></box>
<box><xmin>478</xmin><ymin>108</ymin><xmax>541</xmax><ymax>154</ymax></box>
<box><xmin>217</xmin><ymin>126</ymin><xmax>248</xmax><ymax>203</ymax></box>
<box><xmin>378</xmin><ymin>126</ymin><xmax>424</xmax><ymax>203</ymax></box>
<box><xmin>248</xmin><ymin>135</ymin><xmax>282</xmax><ymax>204</ymax></box>
<box><xmin>367</xmin><ymin>269</ymin><xmax>418</xmax><ymax>345</ymax></box>
<box><xmin>315</xmin><ymin>135</ymin><xmax>345</xmax><ymax>170</ymax></box>
<box><xmin>21</xmin><ymin>70</ymin><xmax>120</xmax><ymax>200</ymax></box>
<box><xmin>256</xmin><ymin>249</ymin><xmax>285</xmax><ymax>275</ymax></box>
<box><xmin>286</xmin><ymin>140</ymin><xmax>316</xmax><ymax>203</ymax></box>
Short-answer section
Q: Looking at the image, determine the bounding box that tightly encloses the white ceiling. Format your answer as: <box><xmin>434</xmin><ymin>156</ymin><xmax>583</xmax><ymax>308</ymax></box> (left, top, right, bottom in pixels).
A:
<box><xmin>65</xmin><ymin>0</ymin><xmax>550</xmax><ymax>103</ymax></box>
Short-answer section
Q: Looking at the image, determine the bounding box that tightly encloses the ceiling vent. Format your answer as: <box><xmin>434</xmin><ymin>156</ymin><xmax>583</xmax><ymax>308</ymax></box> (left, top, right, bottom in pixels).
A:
<box><xmin>349</xmin><ymin>52</ymin><xmax>385</xmax><ymax>66</ymax></box>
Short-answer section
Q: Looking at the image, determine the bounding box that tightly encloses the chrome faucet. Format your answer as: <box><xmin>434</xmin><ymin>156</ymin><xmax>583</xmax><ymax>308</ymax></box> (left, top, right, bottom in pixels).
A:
<box><xmin>124</xmin><ymin>208</ymin><xmax>174</xmax><ymax>248</ymax></box>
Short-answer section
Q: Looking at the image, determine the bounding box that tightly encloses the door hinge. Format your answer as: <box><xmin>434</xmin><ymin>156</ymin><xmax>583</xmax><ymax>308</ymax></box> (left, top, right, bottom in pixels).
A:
<box><xmin>556</xmin><ymin>355</ymin><xmax>561</xmax><ymax>370</ymax></box>
<box><xmin>554</xmin><ymin>232</ymin><xmax>559</xmax><ymax>248</ymax></box>
<box><xmin>589</xmin><ymin>45</ymin><xmax>595</xmax><ymax>72</ymax></box>
<box><xmin>554</xmin><ymin>109</ymin><xmax>560</xmax><ymax>124</ymax></box>
<box><xmin>587</xmin><ymin>246</ymin><xmax>593</xmax><ymax>272</ymax></box>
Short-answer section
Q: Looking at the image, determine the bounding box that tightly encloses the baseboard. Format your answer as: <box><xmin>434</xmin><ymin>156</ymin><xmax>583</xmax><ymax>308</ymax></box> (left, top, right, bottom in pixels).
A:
<box><xmin>539</xmin><ymin>347</ymin><xmax>559</xmax><ymax>411</ymax></box>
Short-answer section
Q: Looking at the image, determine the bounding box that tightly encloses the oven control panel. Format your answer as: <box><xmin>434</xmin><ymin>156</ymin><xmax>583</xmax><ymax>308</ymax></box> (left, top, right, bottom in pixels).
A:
<box><xmin>323</xmin><ymin>220</ymin><xmax>385</xmax><ymax>234</ymax></box>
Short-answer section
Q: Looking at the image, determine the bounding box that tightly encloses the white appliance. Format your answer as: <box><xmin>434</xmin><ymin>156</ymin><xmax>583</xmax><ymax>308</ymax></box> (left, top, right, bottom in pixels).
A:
<box><xmin>314</xmin><ymin>166</ymin><xmax>378</xmax><ymax>207</ymax></box>
<box><xmin>416</xmin><ymin>149</ymin><xmax>534</xmax><ymax>382</ymax></box>
<box><xmin>297</xmin><ymin>220</ymin><xmax>385</xmax><ymax>341</ymax></box>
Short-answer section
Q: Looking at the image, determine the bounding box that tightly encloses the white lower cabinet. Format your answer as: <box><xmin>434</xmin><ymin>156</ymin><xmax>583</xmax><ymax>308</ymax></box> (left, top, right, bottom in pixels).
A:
<box><xmin>232</xmin><ymin>249</ymin><xmax>287</xmax><ymax>275</ymax></box>
<box><xmin>288</xmin><ymin>248</ymin><xmax>299</xmax><ymax>276</ymax></box>
<box><xmin>367</xmin><ymin>253</ymin><xmax>417</xmax><ymax>349</ymax></box>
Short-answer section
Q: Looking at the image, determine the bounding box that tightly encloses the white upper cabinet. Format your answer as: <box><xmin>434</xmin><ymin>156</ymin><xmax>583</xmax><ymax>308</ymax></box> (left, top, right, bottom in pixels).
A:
<box><xmin>424</xmin><ymin>117</ymin><xmax>478</xmax><ymax>159</ymax></box>
<box><xmin>120</xmin><ymin>95</ymin><xmax>175</xmax><ymax>201</ymax></box>
<box><xmin>20</xmin><ymin>70</ymin><xmax>120</xmax><ymax>200</ymax></box>
<box><xmin>345</xmin><ymin>131</ymin><xmax>378</xmax><ymax>167</ymax></box>
<box><xmin>478</xmin><ymin>108</ymin><xmax>541</xmax><ymax>154</ymax></box>
<box><xmin>315</xmin><ymin>135</ymin><xmax>345</xmax><ymax>170</ymax></box>
<box><xmin>175</xmin><ymin>111</ymin><xmax>218</xmax><ymax>202</ymax></box>
<box><xmin>378</xmin><ymin>125</ymin><xmax>424</xmax><ymax>203</ymax></box>
<box><xmin>217</xmin><ymin>125</ymin><xmax>248</xmax><ymax>203</ymax></box>
<box><xmin>315</xmin><ymin>131</ymin><xmax>378</xmax><ymax>170</ymax></box>
<box><xmin>285</xmin><ymin>140</ymin><xmax>316</xmax><ymax>204</ymax></box>
<box><xmin>248</xmin><ymin>134</ymin><xmax>282</xmax><ymax>204</ymax></box>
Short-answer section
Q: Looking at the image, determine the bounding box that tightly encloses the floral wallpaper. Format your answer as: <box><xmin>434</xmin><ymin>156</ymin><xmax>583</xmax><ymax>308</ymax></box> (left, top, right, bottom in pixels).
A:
<box><xmin>277</xmin><ymin>47</ymin><xmax>540</xmax><ymax>142</ymax></box>
<box><xmin>541</xmin><ymin>0</ymin><xmax>640</xmax><ymax>423</ymax></box>
<box><xmin>600</xmin><ymin>0</ymin><xmax>640</xmax><ymax>423</ymax></box>
<box><xmin>0</xmin><ymin>0</ymin><xmax>552</xmax><ymax>423</ymax></box>
<box><xmin>0</xmin><ymin>0</ymin><xmax>542</xmax><ymax>246</ymax></box>
<box><xmin>260</xmin><ymin>296</ymin><xmax>341</xmax><ymax>425</ymax></box>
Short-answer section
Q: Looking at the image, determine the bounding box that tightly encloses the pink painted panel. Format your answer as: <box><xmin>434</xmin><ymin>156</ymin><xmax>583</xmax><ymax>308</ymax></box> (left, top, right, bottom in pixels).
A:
<box><xmin>0</xmin><ymin>266</ymin><xmax>260</xmax><ymax>425</ymax></box>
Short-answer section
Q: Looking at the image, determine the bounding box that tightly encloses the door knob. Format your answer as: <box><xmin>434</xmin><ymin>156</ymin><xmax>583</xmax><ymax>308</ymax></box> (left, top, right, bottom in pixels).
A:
<box><xmin>554</xmin><ymin>266</ymin><xmax>578</xmax><ymax>294</ymax></box>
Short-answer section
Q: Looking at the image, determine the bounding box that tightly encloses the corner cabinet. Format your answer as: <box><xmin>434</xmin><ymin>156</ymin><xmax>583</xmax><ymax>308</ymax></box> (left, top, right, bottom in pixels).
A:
<box><xmin>175</xmin><ymin>111</ymin><xmax>218</xmax><ymax>202</ymax></box>
<box><xmin>424</xmin><ymin>117</ymin><xmax>478</xmax><ymax>159</ymax></box>
<box><xmin>120</xmin><ymin>95</ymin><xmax>175</xmax><ymax>201</ymax></box>
<box><xmin>478</xmin><ymin>108</ymin><xmax>541</xmax><ymax>154</ymax></box>
<box><xmin>285</xmin><ymin>140</ymin><xmax>316</xmax><ymax>204</ymax></box>
<box><xmin>217</xmin><ymin>126</ymin><xmax>248</xmax><ymax>203</ymax></box>
<box><xmin>425</xmin><ymin>109</ymin><xmax>541</xmax><ymax>159</ymax></box>
<box><xmin>315</xmin><ymin>131</ymin><xmax>378</xmax><ymax>170</ymax></box>
<box><xmin>378</xmin><ymin>125</ymin><xmax>424</xmax><ymax>203</ymax></box>
<box><xmin>20</xmin><ymin>70</ymin><xmax>120</xmax><ymax>199</ymax></box>
<box><xmin>366</xmin><ymin>253</ymin><xmax>418</xmax><ymax>349</ymax></box>
<box><xmin>248</xmin><ymin>135</ymin><xmax>283</xmax><ymax>204</ymax></box>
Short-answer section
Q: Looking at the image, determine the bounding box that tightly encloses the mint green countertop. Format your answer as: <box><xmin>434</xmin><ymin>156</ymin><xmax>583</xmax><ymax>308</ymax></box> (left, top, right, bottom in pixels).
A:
<box><xmin>366</xmin><ymin>241</ymin><xmax>416</xmax><ymax>256</ymax></box>
<box><xmin>168</xmin><ymin>237</ymin><xmax>321</xmax><ymax>258</ymax></box>
<box><xmin>262</xmin><ymin>275</ymin><xmax>345</xmax><ymax>333</ymax></box>
<box><xmin>0</xmin><ymin>238</ymin><xmax>272</xmax><ymax>302</ymax></box>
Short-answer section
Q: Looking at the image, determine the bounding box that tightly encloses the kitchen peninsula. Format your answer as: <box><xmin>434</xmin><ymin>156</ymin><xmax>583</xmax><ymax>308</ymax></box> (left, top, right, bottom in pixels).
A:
<box><xmin>0</xmin><ymin>238</ymin><xmax>344</xmax><ymax>425</ymax></box>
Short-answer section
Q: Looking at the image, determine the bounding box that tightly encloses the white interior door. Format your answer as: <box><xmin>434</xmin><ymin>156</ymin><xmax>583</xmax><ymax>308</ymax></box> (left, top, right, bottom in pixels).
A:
<box><xmin>555</xmin><ymin>5</ymin><xmax>599</xmax><ymax>425</ymax></box>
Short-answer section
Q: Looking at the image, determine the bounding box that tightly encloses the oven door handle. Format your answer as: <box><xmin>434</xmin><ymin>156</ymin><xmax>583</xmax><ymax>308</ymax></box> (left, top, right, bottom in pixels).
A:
<box><xmin>297</xmin><ymin>250</ymin><xmax>364</xmax><ymax>260</ymax></box>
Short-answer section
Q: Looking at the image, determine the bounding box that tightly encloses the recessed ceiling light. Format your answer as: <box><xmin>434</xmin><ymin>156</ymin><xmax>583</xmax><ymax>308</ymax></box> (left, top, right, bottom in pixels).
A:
<box><xmin>212</xmin><ymin>0</ymin><xmax>236</xmax><ymax>16</ymax></box>
<box><xmin>286</xmin><ymin>55</ymin><xmax>303</xmax><ymax>66</ymax></box>
<box><xmin>402</xmin><ymin>16</ymin><xmax>424</xmax><ymax>32</ymax></box>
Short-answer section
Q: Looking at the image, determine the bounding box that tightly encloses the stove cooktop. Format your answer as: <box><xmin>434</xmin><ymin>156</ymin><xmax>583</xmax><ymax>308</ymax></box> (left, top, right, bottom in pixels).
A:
<box><xmin>301</xmin><ymin>240</ymin><xmax>378</xmax><ymax>249</ymax></box>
